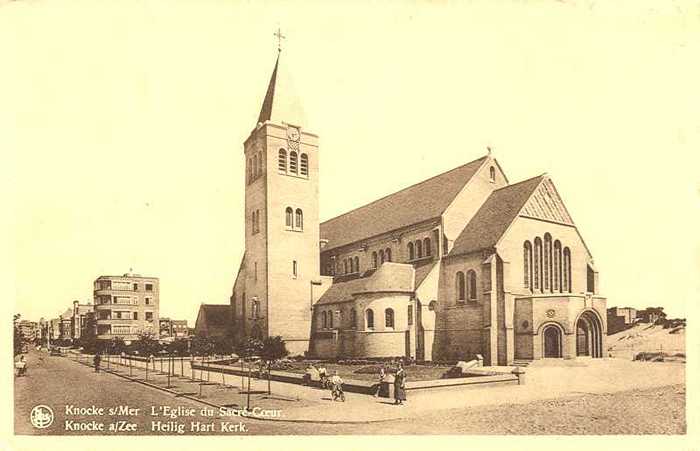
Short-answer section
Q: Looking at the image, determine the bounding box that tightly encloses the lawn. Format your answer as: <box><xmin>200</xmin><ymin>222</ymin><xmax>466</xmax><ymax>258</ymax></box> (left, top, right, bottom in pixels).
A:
<box><xmin>282</xmin><ymin>362</ymin><xmax>454</xmax><ymax>382</ymax></box>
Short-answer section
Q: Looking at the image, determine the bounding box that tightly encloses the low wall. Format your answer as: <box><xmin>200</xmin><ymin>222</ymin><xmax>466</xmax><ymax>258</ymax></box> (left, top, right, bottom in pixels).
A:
<box><xmin>191</xmin><ymin>362</ymin><xmax>519</xmax><ymax>394</ymax></box>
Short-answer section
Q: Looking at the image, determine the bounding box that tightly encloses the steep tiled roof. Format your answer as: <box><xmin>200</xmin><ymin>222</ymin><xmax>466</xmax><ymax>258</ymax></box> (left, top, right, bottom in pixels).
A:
<box><xmin>320</xmin><ymin>156</ymin><xmax>488</xmax><ymax>251</ymax></box>
<box><xmin>449</xmin><ymin>175</ymin><xmax>545</xmax><ymax>257</ymax></box>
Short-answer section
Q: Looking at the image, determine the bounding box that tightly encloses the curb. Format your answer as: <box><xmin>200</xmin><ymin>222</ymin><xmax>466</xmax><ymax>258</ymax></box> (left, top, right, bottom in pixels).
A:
<box><xmin>69</xmin><ymin>357</ymin><xmax>400</xmax><ymax>425</ymax></box>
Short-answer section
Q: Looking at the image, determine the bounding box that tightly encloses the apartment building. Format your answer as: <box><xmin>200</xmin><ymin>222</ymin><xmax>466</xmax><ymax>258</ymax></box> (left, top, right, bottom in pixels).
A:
<box><xmin>93</xmin><ymin>272</ymin><xmax>159</xmax><ymax>341</ymax></box>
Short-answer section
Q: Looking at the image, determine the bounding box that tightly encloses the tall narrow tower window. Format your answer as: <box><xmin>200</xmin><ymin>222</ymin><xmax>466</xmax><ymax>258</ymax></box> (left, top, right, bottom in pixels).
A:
<box><xmin>292</xmin><ymin>260</ymin><xmax>298</xmax><ymax>277</ymax></box>
<box><xmin>257</xmin><ymin>152</ymin><xmax>263</xmax><ymax>176</ymax></box>
<box><xmin>300</xmin><ymin>153</ymin><xmax>308</xmax><ymax>176</ymax></box>
<box><xmin>289</xmin><ymin>151</ymin><xmax>298</xmax><ymax>174</ymax></box>
<box><xmin>379</xmin><ymin>249</ymin><xmax>385</xmax><ymax>264</ymax></box>
<box><xmin>408</xmin><ymin>242</ymin><xmax>415</xmax><ymax>260</ymax></box>
<box><xmin>385</xmin><ymin>248</ymin><xmax>391</xmax><ymax>262</ymax></box>
<box><xmin>285</xmin><ymin>207</ymin><xmax>293</xmax><ymax>228</ymax></box>
<box><xmin>372</xmin><ymin>252</ymin><xmax>378</xmax><ymax>268</ymax></box>
<box><xmin>489</xmin><ymin>166</ymin><xmax>496</xmax><ymax>183</ymax></box>
<box><xmin>278</xmin><ymin>149</ymin><xmax>287</xmax><ymax>172</ymax></box>
<box><xmin>353</xmin><ymin>256</ymin><xmax>359</xmax><ymax>273</ymax></box>
<box><xmin>534</xmin><ymin>237</ymin><xmax>542</xmax><ymax>291</ymax></box>
<box><xmin>544</xmin><ymin>233</ymin><xmax>552</xmax><ymax>292</ymax></box>
<box><xmin>524</xmin><ymin>241</ymin><xmax>533</xmax><ymax>290</ymax></box>
<box><xmin>295</xmin><ymin>208</ymin><xmax>303</xmax><ymax>230</ymax></box>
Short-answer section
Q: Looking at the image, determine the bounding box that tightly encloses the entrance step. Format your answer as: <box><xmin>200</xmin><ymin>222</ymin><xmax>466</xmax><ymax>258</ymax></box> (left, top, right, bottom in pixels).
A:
<box><xmin>511</xmin><ymin>359</ymin><xmax>533</xmax><ymax>367</ymax></box>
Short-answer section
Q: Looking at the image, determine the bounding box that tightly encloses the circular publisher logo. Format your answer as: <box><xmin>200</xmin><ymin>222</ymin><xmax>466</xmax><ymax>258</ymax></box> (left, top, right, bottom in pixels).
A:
<box><xmin>30</xmin><ymin>405</ymin><xmax>54</xmax><ymax>429</ymax></box>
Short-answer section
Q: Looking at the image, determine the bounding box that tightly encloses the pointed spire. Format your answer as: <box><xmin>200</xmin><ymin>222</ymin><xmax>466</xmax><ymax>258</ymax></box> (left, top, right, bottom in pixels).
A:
<box><xmin>255</xmin><ymin>49</ymin><xmax>307</xmax><ymax>129</ymax></box>
<box><xmin>257</xmin><ymin>54</ymin><xmax>279</xmax><ymax>125</ymax></box>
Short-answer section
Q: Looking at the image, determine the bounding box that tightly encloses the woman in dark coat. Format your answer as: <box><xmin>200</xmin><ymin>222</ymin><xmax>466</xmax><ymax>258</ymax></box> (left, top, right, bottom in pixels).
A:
<box><xmin>393</xmin><ymin>362</ymin><xmax>406</xmax><ymax>405</ymax></box>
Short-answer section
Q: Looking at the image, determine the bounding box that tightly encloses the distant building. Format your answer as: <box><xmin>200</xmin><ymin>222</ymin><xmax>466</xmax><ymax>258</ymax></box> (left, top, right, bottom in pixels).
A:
<box><xmin>638</xmin><ymin>307</ymin><xmax>666</xmax><ymax>324</ymax></box>
<box><xmin>49</xmin><ymin>318</ymin><xmax>61</xmax><ymax>340</ymax></box>
<box><xmin>59</xmin><ymin>308</ymin><xmax>73</xmax><ymax>340</ymax></box>
<box><xmin>17</xmin><ymin>320</ymin><xmax>39</xmax><ymax>343</ymax></box>
<box><xmin>93</xmin><ymin>272</ymin><xmax>160</xmax><ymax>340</ymax></box>
<box><xmin>607</xmin><ymin>307</ymin><xmax>638</xmax><ymax>334</ymax></box>
<box><xmin>194</xmin><ymin>304</ymin><xmax>232</xmax><ymax>339</ymax></box>
<box><xmin>159</xmin><ymin>317</ymin><xmax>189</xmax><ymax>339</ymax></box>
<box><xmin>70</xmin><ymin>300</ymin><xmax>94</xmax><ymax>340</ymax></box>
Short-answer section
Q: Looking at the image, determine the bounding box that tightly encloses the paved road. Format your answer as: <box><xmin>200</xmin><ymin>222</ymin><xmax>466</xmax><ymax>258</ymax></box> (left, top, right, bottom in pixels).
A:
<box><xmin>14</xmin><ymin>350</ymin><xmax>687</xmax><ymax>435</ymax></box>
<box><xmin>14</xmin><ymin>350</ymin><xmax>285</xmax><ymax>436</ymax></box>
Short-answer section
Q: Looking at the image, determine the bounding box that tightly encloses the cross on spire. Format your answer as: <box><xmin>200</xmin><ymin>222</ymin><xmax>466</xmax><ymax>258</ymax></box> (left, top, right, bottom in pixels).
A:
<box><xmin>274</xmin><ymin>27</ymin><xmax>286</xmax><ymax>53</ymax></box>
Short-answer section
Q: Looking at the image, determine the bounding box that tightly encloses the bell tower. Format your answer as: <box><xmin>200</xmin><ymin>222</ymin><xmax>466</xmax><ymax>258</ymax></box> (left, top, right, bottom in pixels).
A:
<box><xmin>238</xmin><ymin>47</ymin><xmax>320</xmax><ymax>355</ymax></box>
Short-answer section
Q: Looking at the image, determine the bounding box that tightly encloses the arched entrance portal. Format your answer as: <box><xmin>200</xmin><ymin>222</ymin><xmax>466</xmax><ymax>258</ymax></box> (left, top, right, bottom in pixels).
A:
<box><xmin>576</xmin><ymin>310</ymin><xmax>603</xmax><ymax>358</ymax></box>
<box><xmin>543</xmin><ymin>325</ymin><xmax>562</xmax><ymax>358</ymax></box>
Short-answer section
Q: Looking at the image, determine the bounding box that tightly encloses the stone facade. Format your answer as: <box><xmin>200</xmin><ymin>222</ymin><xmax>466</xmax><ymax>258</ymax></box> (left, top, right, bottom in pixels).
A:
<box><xmin>92</xmin><ymin>273</ymin><xmax>159</xmax><ymax>340</ymax></box>
<box><xmin>230</xmin><ymin>53</ymin><xmax>607</xmax><ymax>365</ymax></box>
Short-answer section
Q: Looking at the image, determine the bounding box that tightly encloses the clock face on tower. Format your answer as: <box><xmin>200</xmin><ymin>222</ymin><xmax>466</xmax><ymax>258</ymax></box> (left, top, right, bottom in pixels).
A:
<box><xmin>287</xmin><ymin>127</ymin><xmax>300</xmax><ymax>142</ymax></box>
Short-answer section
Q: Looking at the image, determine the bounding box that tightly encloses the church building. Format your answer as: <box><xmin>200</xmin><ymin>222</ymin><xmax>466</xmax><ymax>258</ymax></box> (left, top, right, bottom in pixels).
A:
<box><xmin>229</xmin><ymin>51</ymin><xmax>607</xmax><ymax>366</ymax></box>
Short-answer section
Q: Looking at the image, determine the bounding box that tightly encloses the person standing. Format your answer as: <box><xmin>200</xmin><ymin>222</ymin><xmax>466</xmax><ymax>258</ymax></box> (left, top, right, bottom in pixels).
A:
<box><xmin>393</xmin><ymin>362</ymin><xmax>406</xmax><ymax>405</ymax></box>
<box><xmin>94</xmin><ymin>352</ymin><xmax>102</xmax><ymax>373</ymax></box>
<box><xmin>374</xmin><ymin>365</ymin><xmax>386</xmax><ymax>397</ymax></box>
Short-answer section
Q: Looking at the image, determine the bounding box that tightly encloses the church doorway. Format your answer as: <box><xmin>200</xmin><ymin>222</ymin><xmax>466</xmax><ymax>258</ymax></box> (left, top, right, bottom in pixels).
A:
<box><xmin>543</xmin><ymin>325</ymin><xmax>562</xmax><ymax>358</ymax></box>
<box><xmin>576</xmin><ymin>311</ymin><xmax>603</xmax><ymax>358</ymax></box>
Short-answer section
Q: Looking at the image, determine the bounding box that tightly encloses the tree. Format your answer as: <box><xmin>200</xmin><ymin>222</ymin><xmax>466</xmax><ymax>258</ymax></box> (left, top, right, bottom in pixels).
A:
<box><xmin>235</xmin><ymin>336</ymin><xmax>263</xmax><ymax>391</ymax></box>
<box><xmin>78</xmin><ymin>316</ymin><xmax>98</xmax><ymax>354</ymax></box>
<box><xmin>260</xmin><ymin>336</ymin><xmax>289</xmax><ymax>395</ymax></box>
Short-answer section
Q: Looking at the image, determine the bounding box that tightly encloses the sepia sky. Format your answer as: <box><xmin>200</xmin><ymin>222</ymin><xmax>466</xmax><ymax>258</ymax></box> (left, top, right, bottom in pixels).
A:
<box><xmin>3</xmin><ymin>0</ymin><xmax>699</xmax><ymax>324</ymax></box>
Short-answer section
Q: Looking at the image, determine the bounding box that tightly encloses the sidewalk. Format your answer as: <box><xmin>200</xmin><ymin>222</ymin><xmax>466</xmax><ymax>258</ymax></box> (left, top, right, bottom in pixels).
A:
<box><xmin>66</xmin><ymin>353</ymin><xmax>686</xmax><ymax>424</ymax></box>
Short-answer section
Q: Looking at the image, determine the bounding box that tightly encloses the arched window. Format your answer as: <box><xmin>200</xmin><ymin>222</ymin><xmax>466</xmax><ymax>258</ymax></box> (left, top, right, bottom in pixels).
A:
<box><xmin>372</xmin><ymin>252</ymin><xmax>378</xmax><ymax>268</ymax></box>
<box><xmin>366</xmin><ymin>309</ymin><xmax>374</xmax><ymax>329</ymax></box>
<box><xmin>321</xmin><ymin>311</ymin><xmax>327</xmax><ymax>329</ymax></box>
<box><xmin>285</xmin><ymin>207</ymin><xmax>293</xmax><ymax>228</ymax></box>
<box><xmin>300</xmin><ymin>153</ymin><xmax>308</xmax><ymax>176</ymax></box>
<box><xmin>295</xmin><ymin>208</ymin><xmax>303</xmax><ymax>230</ymax></box>
<box><xmin>408</xmin><ymin>242</ymin><xmax>415</xmax><ymax>260</ymax></box>
<box><xmin>247</xmin><ymin>158</ymin><xmax>253</xmax><ymax>183</ymax></box>
<box><xmin>379</xmin><ymin>249</ymin><xmax>385</xmax><ymax>264</ymax></box>
<box><xmin>278</xmin><ymin>149</ymin><xmax>287</xmax><ymax>172</ymax></box>
<box><xmin>490</xmin><ymin>166</ymin><xmax>496</xmax><ymax>182</ymax></box>
<box><xmin>416</xmin><ymin>240</ymin><xmax>423</xmax><ymax>258</ymax></box>
<box><xmin>253</xmin><ymin>154</ymin><xmax>258</xmax><ymax>178</ymax></box>
<box><xmin>252</xmin><ymin>299</ymin><xmax>259</xmax><ymax>319</ymax></box>
<box><xmin>534</xmin><ymin>237</ymin><xmax>542</xmax><ymax>291</ymax></box>
<box><xmin>289</xmin><ymin>151</ymin><xmax>298</xmax><ymax>174</ymax></box>
<box><xmin>524</xmin><ymin>241</ymin><xmax>533</xmax><ymax>290</ymax></box>
<box><xmin>328</xmin><ymin>311</ymin><xmax>333</xmax><ymax>328</ymax></box>
<box><xmin>256</xmin><ymin>152</ymin><xmax>263</xmax><ymax>176</ymax></box>
<box><xmin>563</xmin><ymin>247</ymin><xmax>572</xmax><ymax>292</ymax></box>
<box><xmin>385</xmin><ymin>248</ymin><xmax>391</xmax><ymax>262</ymax></box>
<box><xmin>544</xmin><ymin>233</ymin><xmax>552</xmax><ymax>292</ymax></box>
<box><xmin>456</xmin><ymin>271</ymin><xmax>466</xmax><ymax>301</ymax></box>
<box><xmin>293</xmin><ymin>260</ymin><xmax>298</xmax><ymax>277</ymax></box>
<box><xmin>353</xmin><ymin>256</ymin><xmax>359</xmax><ymax>273</ymax></box>
<box><xmin>407</xmin><ymin>305</ymin><xmax>413</xmax><ymax>325</ymax></box>
<box><xmin>350</xmin><ymin>308</ymin><xmax>357</xmax><ymax>329</ymax></box>
<box><xmin>553</xmin><ymin>240</ymin><xmax>562</xmax><ymax>292</ymax></box>
<box><xmin>385</xmin><ymin>308</ymin><xmax>395</xmax><ymax>328</ymax></box>
<box><xmin>251</xmin><ymin>210</ymin><xmax>256</xmax><ymax>234</ymax></box>
<box><xmin>343</xmin><ymin>259</ymin><xmax>348</xmax><ymax>274</ymax></box>
<box><xmin>467</xmin><ymin>270</ymin><xmax>477</xmax><ymax>300</ymax></box>
<box><xmin>424</xmin><ymin>238</ymin><xmax>432</xmax><ymax>257</ymax></box>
